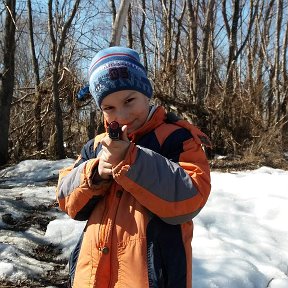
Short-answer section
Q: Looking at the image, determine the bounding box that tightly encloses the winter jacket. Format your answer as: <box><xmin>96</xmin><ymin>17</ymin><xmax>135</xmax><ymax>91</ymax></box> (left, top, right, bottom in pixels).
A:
<box><xmin>56</xmin><ymin>106</ymin><xmax>211</xmax><ymax>288</ymax></box>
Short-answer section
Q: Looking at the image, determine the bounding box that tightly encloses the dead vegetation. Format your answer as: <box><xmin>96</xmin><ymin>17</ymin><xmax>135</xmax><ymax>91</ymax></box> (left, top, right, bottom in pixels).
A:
<box><xmin>1</xmin><ymin>1</ymin><xmax>287</xmax><ymax>170</ymax></box>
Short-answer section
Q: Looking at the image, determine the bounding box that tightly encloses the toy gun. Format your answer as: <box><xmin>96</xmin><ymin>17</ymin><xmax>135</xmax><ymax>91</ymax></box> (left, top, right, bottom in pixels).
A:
<box><xmin>108</xmin><ymin>121</ymin><xmax>121</xmax><ymax>140</ymax></box>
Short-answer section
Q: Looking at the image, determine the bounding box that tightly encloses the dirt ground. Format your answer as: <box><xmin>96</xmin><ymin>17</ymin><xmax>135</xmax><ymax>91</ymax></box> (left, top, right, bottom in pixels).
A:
<box><xmin>0</xmin><ymin>199</ymin><xmax>69</xmax><ymax>288</ymax></box>
<box><xmin>210</xmin><ymin>154</ymin><xmax>288</xmax><ymax>171</ymax></box>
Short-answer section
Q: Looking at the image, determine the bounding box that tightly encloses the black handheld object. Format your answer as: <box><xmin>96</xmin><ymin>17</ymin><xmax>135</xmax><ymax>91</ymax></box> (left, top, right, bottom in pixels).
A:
<box><xmin>108</xmin><ymin>121</ymin><xmax>121</xmax><ymax>140</ymax></box>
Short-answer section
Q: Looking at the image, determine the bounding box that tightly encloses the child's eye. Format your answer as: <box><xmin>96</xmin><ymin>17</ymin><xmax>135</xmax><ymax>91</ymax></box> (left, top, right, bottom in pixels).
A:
<box><xmin>102</xmin><ymin>106</ymin><xmax>113</xmax><ymax>111</ymax></box>
<box><xmin>125</xmin><ymin>98</ymin><xmax>134</xmax><ymax>104</ymax></box>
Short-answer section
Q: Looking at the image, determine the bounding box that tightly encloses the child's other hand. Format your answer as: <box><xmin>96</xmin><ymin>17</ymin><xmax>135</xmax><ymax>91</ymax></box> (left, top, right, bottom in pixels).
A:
<box><xmin>98</xmin><ymin>152</ymin><xmax>113</xmax><ymax>180</ymax></box>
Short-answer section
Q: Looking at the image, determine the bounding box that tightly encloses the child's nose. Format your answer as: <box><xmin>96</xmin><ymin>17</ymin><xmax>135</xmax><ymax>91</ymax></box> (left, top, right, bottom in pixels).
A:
<box><xmin>114</xmin><ymin>109</ymin><xmax>129</xmax><ymax>124</ymax></box>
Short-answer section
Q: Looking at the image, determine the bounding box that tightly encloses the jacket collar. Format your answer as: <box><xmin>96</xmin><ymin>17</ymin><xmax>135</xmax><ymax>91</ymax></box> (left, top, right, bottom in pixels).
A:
<box><xmin>128</xmin><ymin>106</ymin><xmax>166</xmax><ymax>142</ymax></box>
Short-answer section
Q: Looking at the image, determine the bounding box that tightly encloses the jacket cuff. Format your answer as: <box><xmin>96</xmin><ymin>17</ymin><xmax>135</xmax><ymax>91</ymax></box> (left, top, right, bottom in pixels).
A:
<box><xmin>112</xmin><ymin>143</ymin><xmax>138</xmax><ymax>181</ymax></box>
<box><xmin>84</xmin><ymin>158</ymin><xmax>111</xmax><ymax>190</ymax></box>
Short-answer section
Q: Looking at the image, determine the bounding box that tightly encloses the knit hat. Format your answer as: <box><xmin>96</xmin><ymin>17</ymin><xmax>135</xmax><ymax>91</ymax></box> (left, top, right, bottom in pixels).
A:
<box><xmin>89</xmin><ymin>46</ymin><xmax>153</xmax><ymax>107</ymax></box>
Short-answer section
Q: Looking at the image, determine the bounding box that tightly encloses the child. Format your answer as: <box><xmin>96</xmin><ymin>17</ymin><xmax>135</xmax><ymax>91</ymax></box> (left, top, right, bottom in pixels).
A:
<box><xmin>56</xmin><ymin>46</ymin><xmax>211</xmax><ymax>288</ymax></box>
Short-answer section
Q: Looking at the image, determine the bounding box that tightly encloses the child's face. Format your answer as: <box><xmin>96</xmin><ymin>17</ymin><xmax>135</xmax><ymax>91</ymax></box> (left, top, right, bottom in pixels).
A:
<box><xmin>101</xmin><ymin>90</ymin><xmax>150</xmax><ymax>134</ymax></box>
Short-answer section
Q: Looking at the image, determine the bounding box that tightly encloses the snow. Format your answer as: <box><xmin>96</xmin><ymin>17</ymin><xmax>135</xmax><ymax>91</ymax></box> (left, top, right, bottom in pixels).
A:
<box><xmin>0</xmin><ymin>160</ymin><xmax>288</xmax><ymax>287</ymax></box>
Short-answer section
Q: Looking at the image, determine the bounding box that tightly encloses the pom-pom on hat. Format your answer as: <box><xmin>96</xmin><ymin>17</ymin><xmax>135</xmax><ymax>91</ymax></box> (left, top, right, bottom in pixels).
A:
<box><xmin>89</xmin><ymin>46</ymin><xmax>153</xmax><ymax>108</ymax></box>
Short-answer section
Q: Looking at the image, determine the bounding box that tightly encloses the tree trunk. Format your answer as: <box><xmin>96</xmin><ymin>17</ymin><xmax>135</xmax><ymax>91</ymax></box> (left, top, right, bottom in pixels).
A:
<box><xmin>88</xmin><ymin>111</ymin><xmax>96</xmax><ymax>140</ymax></box>
<box><xmin>162</xmin><ymin>0</ymin><xmax>173</xmax><ymax>72</ymax></box>
<box><xmin>197</xmin><ymin>0</ymin><xmax>215</xmax><ymax>107</ymax></box>
<box><xmin>110</xmin><ymin>0</ymin><xmax>117</xmax><ymax>24</ymax></box>
<box><xmin>48</xmin><ymin>0</ymin><xmax>80</xmax><ymax>159</ymax></box>
<box><xmin>274</xmin><ymin>0</ymin><xmax>283</xmax><ymax>121</ymax></box>
<box><xmin>0</xmin><ymin>0</ymin><xmax>16</xmax><ymax>165</ymax></box>
<box><xmin>186</xmin><ymin>0</ymin><xmax>199</xmax><ymax>101</ymax></box>
<box><xmin>27</xmin><ymin>0</ymin><xmax>43</xmax><ymax>151</ymax></box>
<box><xmin>140</xmin><ymin>0</ymin><xmax>148</xmax><ymax>70</ymax></box>
<box><xmin>222</xmin><ymin>0</ymin><xmax>240</xmax><ymax>102</ymax></box>
<box><xmin>110</xmin><ymin>0</ymin><xmax>131</xmax><ymax>46</ymax></box>
<box><xmin>281</xmin><ymin>21</ymin><xmax>288</xmax><ymax>148</ymax></box>
<box><xmin>127</xmin><ymin>4</ymin><xmax>133</xmax><ymax>48</ymax></box>
<box><xmin>172</xmin><ymin>2</ymin><xmax>186</xmax><ymax>99</ymax></box>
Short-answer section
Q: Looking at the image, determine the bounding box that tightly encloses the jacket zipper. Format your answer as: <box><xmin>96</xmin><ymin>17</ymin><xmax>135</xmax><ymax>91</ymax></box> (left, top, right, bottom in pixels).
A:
<box><xmin>97</xmin><ymin>187</ymin><xmax>119</xmax><ymax>251</ymax></box>
<box><xmin>97</xmin><ymin>193</ymin><xmax>110</xmax><ymax>251</ymax></box>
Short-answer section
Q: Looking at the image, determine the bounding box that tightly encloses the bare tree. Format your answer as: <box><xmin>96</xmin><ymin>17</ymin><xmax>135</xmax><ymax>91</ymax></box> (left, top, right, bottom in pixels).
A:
<box><xmin>27</xmin><ymin>0</ymin><xmax>43</xmax><ymax>151</ymax></box>
<box><xmin>162</xmin><ymin>0</ymin><xmax>173</xmax><ymax>72</ymax></box>
<box><xmin>171</xmin><ymin>1</ymin><xmax>186</xmax><ymax>98</ymax></box>
<box><xmin>0</xmin><ymin>0</ymin><xmax>16</xmax><ymax>165</ymax></box>
<box><xmin>3</xmin><ymin>0</ymin><xmax>288</xmax><ymax>163</ymax></box>
<box><xmin>127</xmin><ymin>3</ymin><xmax>133</xmax><ymax>47</ymax></box>
<box><xmin>48</xmin><ymin>0</ymin><xmax>80</xmax><ymax>159</ymax></box>
<box><xmin>110</xmin><ymin>0</ymin><xmax>117</xmax><ymax>23</ymax></box>
<box><xmin>110</xmin><ymin>0</ymin><xmax>131</xmax><ymax>46</ymax></box>
<box><xmin>186</xmin><ymin>0</ymin><xmax>199</xmax><ymax>101</ymax></box>
<box><xmin>140</xmin><ymin>0</ymin><xmax>148</xmax><ymax>69</ymax></box>
<box><xmin>254</xmin><ymin>1</ymin><xmax>275</xmax><ymax>117</ymax></box>
<box><xmin>221</xmin><ymin>0</ymin><xmax>258</xmax><ymax>134</ymax></box>
<box><xmin>197</xmin><ymin>0</ymin><xmax>216</xmax><ymax>107</ymax></box>
<box><xmin>274</xmin><ymin>0</ymin><xmax>283</xmax><ymax>122</ymax></box>
<box><xmin>282</xmin><ymin>21</ymin><xmax>288</xmax><ymax>147</ymax></box>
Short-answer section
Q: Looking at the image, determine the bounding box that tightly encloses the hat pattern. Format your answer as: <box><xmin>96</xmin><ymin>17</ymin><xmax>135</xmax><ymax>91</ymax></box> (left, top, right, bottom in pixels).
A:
<box><xmin>89</xmin><ymin>47</ymin><xmax>153</xmax><ymax>107</ymax></box>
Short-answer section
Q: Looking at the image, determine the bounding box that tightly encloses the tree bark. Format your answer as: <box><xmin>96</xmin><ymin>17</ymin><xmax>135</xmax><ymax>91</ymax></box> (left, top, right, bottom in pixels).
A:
<box><xmin>127</xmin><ymin>4</ymin><xmax>133</xmax><ymax>48</ymax></box>
<box><xmin>110</xmin><ymin>0</ymin><xmax>117</xmax><ymax>24</ymax></box>
<box><xmin>172</xmin><ymin>2</ymin><xmax>186</xmax><ymax>98</ymax></box>
<box><xmin>280</xmin><ymin>11</ymin><xmax>288</xmax><ymax>147</ymax></box>
<box><xmin>140</xmin><ymin>0</ymin><xmax>148</xmax><ymax>70</ymax></box>
<box><xmin>48</xmin><ymin>0</ymin><xmax>80</xmax><ymax>159</ymax></box>
<box><xmin>162</xmin><ymin>0</ymin><xmax>173</xmax><ymax>72</ymax></box>
<box><xmin>0</xmin><ymin>0</ymin><xmax>16</xmax><ymax>165</ymax></box>
<box><xmin>222</xmin><ymin>0</ymin><xmax>241</xmax><ymax>100</ymax></box>
<box><xmin>186</xmin><ymin>0</ymin><xmax>199</xmax><ymax>100</ymax></box>
<box><xmin>27</xmin><ymin>0</ymin><xmax>43</xmax><ymax>151</ymax></box>
<box><xmin>223</xmin><ymin>0</ymin><xmax>258</xmax><ymax>102</ymax></box>
<box><xmin>197</xmin><ymin>0</ymin><xmax>216</xmax><ymax>107</ymax></box>
<box><xmin>110</xmin><ymin>0</ymin><xmax>131</xmax><ymax>46</ymax></box>
<box><xmin>274</xmin><ymin>0</ymin><xmax>283</xmax><ymax>121</ymax></box>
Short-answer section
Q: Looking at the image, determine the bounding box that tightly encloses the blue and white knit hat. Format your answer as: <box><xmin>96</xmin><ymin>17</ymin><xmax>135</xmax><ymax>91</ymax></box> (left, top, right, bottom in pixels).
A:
<box><xmin>89</xmin><ymin>46</ymin><xmax>153</xmax><ymax>107</ymax></box>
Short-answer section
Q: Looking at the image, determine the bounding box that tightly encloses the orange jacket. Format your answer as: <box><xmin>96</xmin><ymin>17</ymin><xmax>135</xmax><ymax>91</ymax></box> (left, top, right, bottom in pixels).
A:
<box><xmin>56</xmin><ymin>106</ymin><xmax>211</xmax><ymax>288</ymax></box>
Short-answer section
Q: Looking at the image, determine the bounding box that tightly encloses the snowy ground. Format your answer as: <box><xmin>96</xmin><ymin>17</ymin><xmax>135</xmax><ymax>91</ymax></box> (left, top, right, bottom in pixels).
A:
<box><xmin>0</xmin><ymin>160</ymin><xmax>288</xmax><ymax>287</ymax></box>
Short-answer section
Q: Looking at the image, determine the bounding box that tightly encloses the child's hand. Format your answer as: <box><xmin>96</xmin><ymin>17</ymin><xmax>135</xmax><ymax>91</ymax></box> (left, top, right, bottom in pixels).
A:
<box><xmin>98</xmin><ymin>151</ymin><xmax>113</xmax><ymax>179</ymax></box>
<box><xmin>98</xmin><ymin>125</ymin><xmax>130</xmax><ymax>179</ymax></box>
